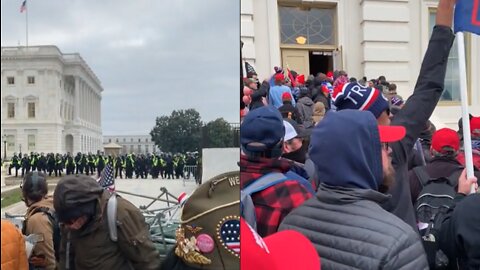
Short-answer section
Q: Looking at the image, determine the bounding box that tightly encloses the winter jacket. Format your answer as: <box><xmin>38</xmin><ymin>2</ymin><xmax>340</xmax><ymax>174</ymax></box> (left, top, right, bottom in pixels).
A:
<box><xmin>280</xmin><ymin>185</ymin><xmax>428</xmax><ymax>270</ymax></box>
<box><xmin>438</xmin><ymin>194</ymin><xmax>480</xmax><ymax>269</ymax></box>
<box><xmin>55</xmin><ymin>176</ymin><xmax>161</xmax><ymax>270</ymax></box>
<box><xmin>296</xmin><ymin>96</ymin><xmax>315</xmax><ymax>129</ymax></box>
<box><xmin>268</xmin><ymin>85</ymin><xmax>295</xmax><ymax>108</ymax></box>
<box><xmin>278</xmin><ymin>101</ymin><xmax>303</xmax><ymax>124</ymax></box>
<box><xmin>1</xmin><ymin>220</ymin><xmax>29</xmax><ymax>270</ymax></box>
<box><xmin>280</xmin><ymin>110</ymin><xmax>428</xmax><ymax>270</ymax></box>
<box><xmin>312</xmin><ymin>101</ymin><xmax>325</xmax><ymax>125</ymax></box>
<box><xmin>24</xmin><ymin>196</ymin><xmax>56</xmax><ymax>270</ymax></box>
<box><xmin>239</xmin><ymin>155</ymin><xmax>313</xmax><ymax>237</ymax></box>
<box><xmin>383</xmin><ymin>25</ymin><xmax>455</xmax><ymax>230</ymax></box>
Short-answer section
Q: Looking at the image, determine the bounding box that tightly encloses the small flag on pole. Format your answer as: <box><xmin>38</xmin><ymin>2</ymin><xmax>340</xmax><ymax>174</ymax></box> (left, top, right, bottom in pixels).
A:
<box><xmin>454</xmin><ymin>0</ymin><xmax>480</xmax><ymax>35</ymax></box>
<box><xmin>98</xmin><ymin>163</ymin><xmax>115</xmax><ymax>192</ymax></box>
<box><xmin>20</xmin><ymin>0</ymin><xmax>26</xmax><ymax>13</ymax></box>
<box><xmin>245</xmin><ymin>62</ymin><xmax>257</xmax><ymax>77</ymax></box>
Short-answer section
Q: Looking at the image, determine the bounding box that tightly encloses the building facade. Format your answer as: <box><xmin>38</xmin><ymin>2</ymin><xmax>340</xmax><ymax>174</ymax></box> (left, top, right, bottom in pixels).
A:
<box><xmin>103</xmin><ymin>135</ymin><xmax>159</xmax><ymax>155</ymax></box>
<box><xmin>241</xmin><ymin>0</ymin><xmax>480</xmax><ymax>128</ymax></box>
<box><xmin>1</xmin><ymin>45</ymin><xmax>103</xmax><ymax>158</ymax></box>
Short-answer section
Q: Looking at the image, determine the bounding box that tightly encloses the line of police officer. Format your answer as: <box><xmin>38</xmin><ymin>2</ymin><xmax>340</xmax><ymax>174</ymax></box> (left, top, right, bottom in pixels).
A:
<box><xmin>7</xmin><ymin>151</ymin><xmax>199</xmax><ymax>179</ymax></box>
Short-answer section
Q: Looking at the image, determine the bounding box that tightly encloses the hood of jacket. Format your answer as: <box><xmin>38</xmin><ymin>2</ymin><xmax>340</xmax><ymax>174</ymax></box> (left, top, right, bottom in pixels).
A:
<box><xmin>309</xmin><ymin>110</ymin><xmax>383</xmax><ymax>190</ymax></box>
<box><xmin>298</xmin><ymin>96</ymin><xmax>314</xmax><ymax>106</ymax></box>
<box><xmin>26</xmin><ymin>196</ymin><xmax>54</xmax><ymax>218</ymax></box>
<box><xmin>313</xmin><ymin>102</ymin><xmax>325</xmax><ymax>116</ymax></box>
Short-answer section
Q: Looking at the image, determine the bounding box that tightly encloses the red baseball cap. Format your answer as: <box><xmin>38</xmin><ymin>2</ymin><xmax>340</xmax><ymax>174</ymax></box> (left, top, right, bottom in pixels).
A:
<box><xmin>240</xmin><ymin>219</ymin><xmax>320</xmax><ymax>270</ymax></box>
<box><xmin>471</xmin><ymin>116</ymin><xmax>480</xmax><ymax>137</ymax></box>
<box><xmin>281</xmin><ymin>92</ymin><xmax>292</xmax><ymax>101</ymax></box>
<box><xmin>274</xmin><ymin>73</ymin><xmax>285</xmax><ymax>81</ymax></box>
<box><xmin>378</xmin><ymin>125</ymin><xmax>406</xmax><ymax>143</ymax></box>
<box><xmin>431</xmin><ymin>128</ymin><xmax>460</xmax><ymax>153</ymax></box>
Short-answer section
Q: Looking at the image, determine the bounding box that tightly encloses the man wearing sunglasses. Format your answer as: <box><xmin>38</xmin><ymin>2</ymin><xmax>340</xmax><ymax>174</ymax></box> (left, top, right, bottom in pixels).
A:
<box><xmin>330</xmin><ymin>0</ymin><xmax>456</xmax><ymax>231</ymax></box>
<box><xmin>53</xmin><ymin>175</ymin><xmax>161</xmax><ymax>270</ymax></box>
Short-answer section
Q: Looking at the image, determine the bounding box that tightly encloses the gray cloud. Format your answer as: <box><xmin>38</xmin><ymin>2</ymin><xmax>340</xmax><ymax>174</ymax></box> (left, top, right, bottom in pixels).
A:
<box><xmin>1</xmin><ymin>0</ymin><xmax>239</xmax><ymax>135</ymax></box>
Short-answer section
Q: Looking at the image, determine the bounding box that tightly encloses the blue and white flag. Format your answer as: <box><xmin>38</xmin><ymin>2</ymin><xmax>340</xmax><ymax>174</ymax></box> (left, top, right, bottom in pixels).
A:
<box><xmin>454</xmin><ymin>0</ymin><xmax>480</xmax><ymax>35</ymax></box>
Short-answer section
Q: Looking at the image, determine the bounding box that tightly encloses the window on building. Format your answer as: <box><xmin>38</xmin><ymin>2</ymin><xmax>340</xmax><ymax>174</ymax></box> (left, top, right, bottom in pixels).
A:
<box><xmin>145</xmin><ymin>145</ymin><xmax>149</xmax><ymax>153</ymax></box>
<box><xmin>60</xmin><ymin>104</ymin><xmax>63</xmax><ymax>117</ymax></box>
<box><xmin>145</xmin><ymin>138</ymin><xmax>149</xmax><ymax>143</ymax></box>
<box><xmin>279</xmin><ymin>6</ymin><xmax>336</xmax><ymax>46</ymax></box>
<box><xmin>28</xmin><ymin>102</ymin><xmax>36</xmax><ymax>118</ymax></box>
<box><xmin>28</xmin><ymin>134</ymin><xmax>35</xmax><ymax>151</ymax></box>
<box><xmin>138</xmin><ymin>145</ymin><xmax>142</xmax><ymax>153</ymax></box>
<box><xmin>27</xmin><ymin>76</ymin><xmax>35</xmax><ymax>84</ymax></box>
<box><xmin>7</xmin><ymin>103</ymin><xmax>15</xmax><ymax>118</ymax></box>
<box><xmin>123</xmin><ymin>138</ymin><xmax>126</xmax><ymax>142</ymax></box>
<box><xmin>116</xmin><ymin>138</ymin><xmax>119</xmax><ymax>143</ymax></box>
<box><xmin>130</xmin><ymin>145</ymin><xmax>134</xmax><ymax>153</ymax></box>
<box><xmin>6</xmin><ymin>135</ymin><xmax>15</xmax><ymax>150</ymax></box>
<box><xmin>7</xmin><ymin>77</ymin><xmax>15</xmax><ymax>85</ymax></box>
<box><xmin>131</xmin><ymin>138</ymin><xmax>133</xmax><ymax>142</ymax></box>
<box><xmin>429</xmin><ymin>11</ymin><xmax>468</xmax><ymax>102</ymax></box>
<box><xmin>109</xmin><ymin>139</ymin><xmax>112</xmax><ymax>143</ymax></box>
<box><xmin>138</xmin><ymin>138</ymin><xmax>141</xmax><ymax>143</ymax></box>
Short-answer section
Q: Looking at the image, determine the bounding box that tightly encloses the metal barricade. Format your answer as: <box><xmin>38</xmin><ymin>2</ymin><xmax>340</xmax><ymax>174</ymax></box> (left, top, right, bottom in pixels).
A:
<box><xmin>183</xmin><ymin>165</ymin><xmax>197</xmax><ymax>186</ymax></box>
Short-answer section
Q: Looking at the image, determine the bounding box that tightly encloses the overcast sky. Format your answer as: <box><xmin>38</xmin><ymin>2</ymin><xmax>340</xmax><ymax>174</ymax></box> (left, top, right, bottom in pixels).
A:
<box><xmin>1</xmin><ymin>0</ymin><xmax>239</xmax><ymax>135</ymax></box>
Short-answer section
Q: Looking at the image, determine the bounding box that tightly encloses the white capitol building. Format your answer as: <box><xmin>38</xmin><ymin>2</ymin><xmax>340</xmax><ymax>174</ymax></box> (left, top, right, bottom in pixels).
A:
<box><xmin>1</xmin><ymin>45</ymin><xmax>103</xmax><ymax>158</ymax></box>
<box><xmin>241</xmin><ymin>0</ymin><xmax>480</xmax><ymax>128</ymax></box>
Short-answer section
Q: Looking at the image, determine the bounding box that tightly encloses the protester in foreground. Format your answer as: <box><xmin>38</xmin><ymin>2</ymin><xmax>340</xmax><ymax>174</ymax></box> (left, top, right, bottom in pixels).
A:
<box><xmin>280</xmin><ymin>110</ymin><xmax>428</xmax><ymax>270</ymax></box>
<box><xmin>161</xmin><ymin>171</ymin><xmax>240</xmax><ymax>270</ymax></box>
<box><xmin>54</xmin><ymin>174</ymin><xmax>161</xmax><ymax>270</ymax></box>
<box><xmin>241</xmin><ymin>219</ymin><xmax>320</xmax><ymax>270</ymax></box>
<box><xmin>332</xmin><ymin>0</ymin><xmax>456</xmax><ymax>230</ymax></box>
<box><xmin>21</xmin><ymin>171</ymin><xmax>57</xmax><ymax>270</ymax></box>
<box><xmin>438</xmin><ymin>170</ymin><xmax>479</xmax><ymax>270</ymax></box>
<box><xmin>240</xmin><ymin>106</ymin><xmax>313</xmax><ymax>237</ymax></box>
<box><xmin>1</xmin><ymin>219</ymin><xmax>29</xmax><ymax>270</ymax></box>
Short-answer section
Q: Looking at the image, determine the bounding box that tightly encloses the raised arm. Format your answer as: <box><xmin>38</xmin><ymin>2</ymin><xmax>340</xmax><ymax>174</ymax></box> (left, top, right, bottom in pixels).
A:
<box><xmin>392</xmin><ymin>0</ymin><xmax>455</xmax><ymax>160</ymax></box>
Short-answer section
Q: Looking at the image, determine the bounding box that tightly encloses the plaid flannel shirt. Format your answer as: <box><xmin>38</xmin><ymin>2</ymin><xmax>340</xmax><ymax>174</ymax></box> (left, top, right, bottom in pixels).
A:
<box><xmin>240</xmin><ymin>154</ymin><xmax>313</xmax><ymax>237</ymax></box>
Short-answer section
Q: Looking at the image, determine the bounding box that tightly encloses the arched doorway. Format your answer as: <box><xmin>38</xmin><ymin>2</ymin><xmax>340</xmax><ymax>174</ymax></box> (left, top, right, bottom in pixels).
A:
<box><xmin>65</xmin><ymin>134</ymin><xmax>74</xmax><ymax>154</ymax></box>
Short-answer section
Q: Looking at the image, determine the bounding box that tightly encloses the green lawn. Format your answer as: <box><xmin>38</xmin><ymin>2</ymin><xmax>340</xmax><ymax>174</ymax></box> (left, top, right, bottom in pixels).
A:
<box><xmin>1</xmin><ymin>188</ymin><xmax>23</xmax><ymax>208</ymax></box>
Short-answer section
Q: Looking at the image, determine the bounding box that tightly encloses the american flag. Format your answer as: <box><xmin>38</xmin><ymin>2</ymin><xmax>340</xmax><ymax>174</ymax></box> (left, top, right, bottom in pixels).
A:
<box><xmin>98</xmin><ymin>163</ymin><xmax>115</xmax><ymax>192</ymax></box>
<box><xmin>220</xmin><ymin>220</ymin><xmax>240</xmax><ymax>254</ymax></box>
<box><xmin>20</xmin><ymin>0</ymin><xmax>26</xmax><ymax>13</ymax></box>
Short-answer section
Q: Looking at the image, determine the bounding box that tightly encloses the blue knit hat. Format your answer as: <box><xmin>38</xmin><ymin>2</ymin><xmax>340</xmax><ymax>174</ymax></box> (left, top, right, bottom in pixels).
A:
<box><xmin>241</xmin><ymin>105</ymin><xmax>285</xmax><ymax>152</ymax></box>
<box><xmin>332</xmin><ymin>82</ymin><xmax>389</xmax><ymax>118</ymax></box>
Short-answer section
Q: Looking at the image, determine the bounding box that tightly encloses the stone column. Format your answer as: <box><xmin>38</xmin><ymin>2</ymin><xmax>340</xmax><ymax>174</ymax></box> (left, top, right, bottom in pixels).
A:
<box><xmin>74</xmin><ymin>76</ymin><xmax>80</xmax><ymax>122</ymax></box>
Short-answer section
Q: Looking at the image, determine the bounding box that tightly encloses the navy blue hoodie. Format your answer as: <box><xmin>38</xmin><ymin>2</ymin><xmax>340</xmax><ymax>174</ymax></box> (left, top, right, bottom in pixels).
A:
<box><xmin>309</xmin><ymin>109</ymin><xmax>384</xmax><ymax>191</ymax></box>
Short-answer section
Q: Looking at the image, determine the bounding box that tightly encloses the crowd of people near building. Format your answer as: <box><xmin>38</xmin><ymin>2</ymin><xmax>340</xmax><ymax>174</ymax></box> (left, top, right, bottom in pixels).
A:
<box><xmin>5</xmin><ymin>151</ymin><xmax>200</xmax><ymax>180</ymax></box>
<box><xmin>240</xmin><ymin>0</ymin><xmax>479</xmax><ymax>269</ymax></box>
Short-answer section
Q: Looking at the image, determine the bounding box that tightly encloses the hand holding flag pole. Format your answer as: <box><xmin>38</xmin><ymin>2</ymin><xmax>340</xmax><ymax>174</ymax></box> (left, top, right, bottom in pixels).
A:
<box><xmin>454</xmin><ymin>0</ymin><xmax>480</xmax><ymax>194</ymax></box>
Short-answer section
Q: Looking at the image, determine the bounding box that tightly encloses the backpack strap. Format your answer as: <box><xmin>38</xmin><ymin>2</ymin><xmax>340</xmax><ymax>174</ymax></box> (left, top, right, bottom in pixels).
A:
<box><xmin>107</xmin><ymin>193</ymin><xmax>118</xmax><ymax>242</ymax></box>
<box><xmin>445</xmin><ymin>169</ymin><xmax>463</xmax><ymax>188</ymax></box>
<box><xmin>413</xmin><ymin>166</ymin><xmax>431</xmax><ymax>187</ymax></box>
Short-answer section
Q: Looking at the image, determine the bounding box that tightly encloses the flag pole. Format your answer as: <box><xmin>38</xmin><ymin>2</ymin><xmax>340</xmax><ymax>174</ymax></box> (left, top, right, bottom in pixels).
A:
<box><xmin>456</xmin><ymin>31</ymin><xmax>475</xmax><ymax>194</ymax></box>
<box><xmin>25</xmin><ymin>0</ymin><xmax>29</xmax><ymax>49</ymax></box>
